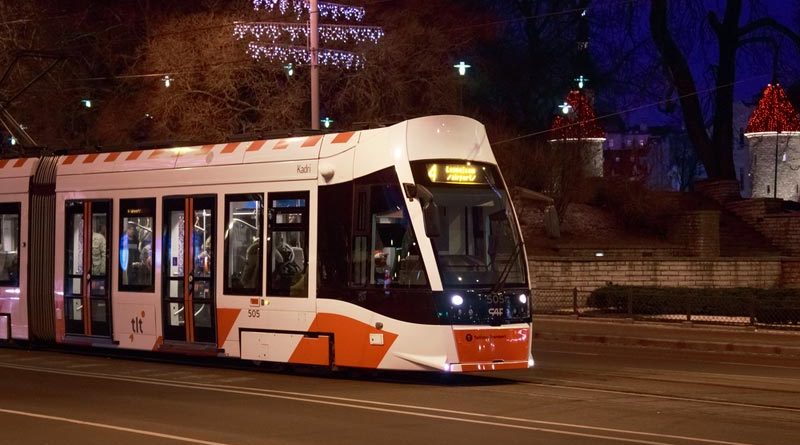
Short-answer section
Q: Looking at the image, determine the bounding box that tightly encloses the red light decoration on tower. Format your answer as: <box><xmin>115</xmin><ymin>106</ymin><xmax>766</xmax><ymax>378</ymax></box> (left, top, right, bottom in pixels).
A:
<box><xmin>744</xmin><ymin>83</ymin><xmax>800</xmax><ymax>135</ymax></box>
<box><xmin>549</xmin><ymin>89</ymin><xmax>605</xmax><ymax>141</ymax></box>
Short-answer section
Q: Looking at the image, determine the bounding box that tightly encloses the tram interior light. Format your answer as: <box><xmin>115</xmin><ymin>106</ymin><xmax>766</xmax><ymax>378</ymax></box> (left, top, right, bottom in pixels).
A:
<box><xmin>451</xmin><ymin>294</ymin><xmax>463</xmax><ymax>306</ymax></box>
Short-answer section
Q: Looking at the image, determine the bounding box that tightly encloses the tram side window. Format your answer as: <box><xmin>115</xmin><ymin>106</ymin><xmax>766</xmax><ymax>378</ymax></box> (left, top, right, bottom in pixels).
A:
<box><xmin>119</xmin><ymin>198</ymin><xmax>155</xmax><ymax>292</ymax></box>
<box><xmin>351</xmin><ymin>168</ymin><xmax>427</xmax><ymax>288</ymax></box>
<box><xmin>224</xmin><ymin>193</ymin><xmax>263</xmax><ymax>295</ymax></box>
<box><xmin>267</xmin><ymin>192</ymin><xmax>308</xmax><ymax>297</ymax></box>
<box><xmin>0</xmin><ymin>203</ymin><xmax>20</xmax><ymax>286</ymax></box>
<box><xmin>317</xmin><ymin>182</ymin><xmax>352</xmax><ymax>292</ymax></box>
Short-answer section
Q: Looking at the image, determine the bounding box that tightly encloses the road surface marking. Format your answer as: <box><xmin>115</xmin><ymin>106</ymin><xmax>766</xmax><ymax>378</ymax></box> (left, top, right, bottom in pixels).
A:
<box><xmin>0</xmin><ymin>361</ymin><xmax>766</xmax><ymax>445</ymax></box>
<box><xmin>0</xmin><ymin>408</ymin><xmax>238</xmax><ymax>445</ymax></box>
<box><xmin>516</xmin><ymin>380</ymin><xmax>800</xmax><ymax>413</ymax></box>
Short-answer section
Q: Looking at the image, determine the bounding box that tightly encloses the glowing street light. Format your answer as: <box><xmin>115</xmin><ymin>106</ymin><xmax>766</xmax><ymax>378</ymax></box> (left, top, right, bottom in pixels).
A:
<box><xmin>320</xmin><ymin>117</ymin><xmax>334</xmax><ymax>128</ymax></box>
<box><xmin>575</xmin><ymin>75</ymin><xmax>588</xmax><ymax>89</ymax></box>
<box><xmin>559</xmin><ymin>102</ymin><xmax>572</xmax><ymax>115</ymax></box>
<box><xmin>453</xmin><ymin>61</ymin><xmax>471</xmax><ymax>76</ymax></box>
<box><xmin>284</xmin><ymin>63</ymin><xmax>294</xmax><ymax>76</ymax></box>
<box><xmin>162</xmin><ymin>75</ymin><xmax>172</xmax><ymax>88</ymax></box>
<box><xmin>81</xmin><ymin>99</ymin><xmax>92</xmax><ymax>108</ymax></box>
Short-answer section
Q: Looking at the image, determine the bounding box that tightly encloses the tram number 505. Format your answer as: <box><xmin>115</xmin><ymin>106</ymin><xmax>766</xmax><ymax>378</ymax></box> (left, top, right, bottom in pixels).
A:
<box><xmin>247</xmin><ymin>309</ymin><xmax>261</xmax><ymax>318</ymax></box>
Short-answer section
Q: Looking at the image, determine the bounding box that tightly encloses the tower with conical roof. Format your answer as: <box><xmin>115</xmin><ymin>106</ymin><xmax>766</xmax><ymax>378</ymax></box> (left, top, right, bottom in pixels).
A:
<box><xmin>547</xmin><ymin>2</ymin><xmax>605</xmax><ymax>177</ymax></box>
<box><xmin>744</xmin><ymin>83</ymin><xmax>800</xmax><ymax>200</ymax></box>
<box><xmin>549</xmin><ymin>88</ymin><xmax>606</xmax><ymax>177</ymax></box>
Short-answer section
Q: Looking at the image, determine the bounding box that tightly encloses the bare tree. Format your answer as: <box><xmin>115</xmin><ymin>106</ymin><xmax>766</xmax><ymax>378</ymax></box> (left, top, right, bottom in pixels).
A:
<box><xmin>650</xmin><ymin>0</ymin><xmax>800</xmax><ymax>180</ymax></box>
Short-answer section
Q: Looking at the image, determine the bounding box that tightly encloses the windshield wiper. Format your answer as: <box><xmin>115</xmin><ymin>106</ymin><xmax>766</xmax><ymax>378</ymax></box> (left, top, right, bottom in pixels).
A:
<box><xmin>491</xmin><ymin>239</ymin><xmax>524</xmax><ymax>293</ymax></box>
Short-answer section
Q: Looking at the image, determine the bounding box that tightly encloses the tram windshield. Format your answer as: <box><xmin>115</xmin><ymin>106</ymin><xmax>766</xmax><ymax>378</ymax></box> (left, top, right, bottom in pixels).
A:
<box><xmin>411</xmin><ymin>161</ymin><xmax>526</xmax><ymax>288</ymax></box>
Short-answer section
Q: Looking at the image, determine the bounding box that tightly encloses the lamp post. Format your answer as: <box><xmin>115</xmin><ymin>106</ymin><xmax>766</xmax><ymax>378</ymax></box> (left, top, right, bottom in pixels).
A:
<box><xmin>454</xmin><ymin>61</ymin><xmax>470</xmax><ymax>114</ymax></box>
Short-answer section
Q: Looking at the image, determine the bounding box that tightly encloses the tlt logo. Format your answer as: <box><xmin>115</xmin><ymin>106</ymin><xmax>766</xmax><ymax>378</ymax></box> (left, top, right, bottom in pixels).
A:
<box><xmin>131</xmin><ymin>310</ymin><xmax>146</xmax><ymax>334</ymax></box>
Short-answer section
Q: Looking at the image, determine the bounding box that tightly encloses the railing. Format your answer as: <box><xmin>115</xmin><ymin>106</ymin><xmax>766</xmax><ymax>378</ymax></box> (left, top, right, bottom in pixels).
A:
<box><xmin>534</xmin><ymin>287</ymin><xmax>800</xmax><ymax>330</ymax></box>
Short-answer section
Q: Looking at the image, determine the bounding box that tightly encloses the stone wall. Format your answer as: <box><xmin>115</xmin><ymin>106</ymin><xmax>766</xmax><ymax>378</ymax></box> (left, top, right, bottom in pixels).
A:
<box><xmin>531</xmin><ymin>257</ymin><xmax>783</xmax><ymax>290</ymax></box>
<box><xmin>667</xmin><ymin>211</ymin><xmax>720</xmax><ymax>257</ymax></box>
<box><xmin>694</xmin><ymin>179</ymin><xmax>741</xmax><ymax>203</ymax></box>
<box><xmin>746</xmin><ymin>134</ymin><xmax>800</xmax><ymax>201</ymax></box>
<box><xmin>727</xmin><ymin>198</ymin><xmax>800</xmax><ymax>256</ymax></box>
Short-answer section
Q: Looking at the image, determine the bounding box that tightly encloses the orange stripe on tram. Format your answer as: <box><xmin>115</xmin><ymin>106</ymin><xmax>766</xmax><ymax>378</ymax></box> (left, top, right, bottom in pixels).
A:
<box><xmin>273</xmin><ymin>139</ymin><xmax>289</xmax><ymax>150</ymax></box>
<box><xmin>301</xmin><ymin>135</ymin><xmax>322</xmax><ymax>147</ymax></box>
<box><xmin>62</xmin><ymin>155</ymin><xmax>78</xmax><ymax>165</ymax></box>
<box><xmin>221</xmin><ymin>143</ymin><xmax>239</xmax><ymax>154</ymax></box>
<box><xmin>83</xmin><ymin>154</ymin><xmax>99</xmax><ymax>164</ymax></box>
<box><xmin>0</xmin><ymin>160</ymin><xmax>9</xmax><ymax>168</ymax></box>
<box><xmin>12</xmin><ymin>158</ymin><xmax>26</xmax><ymax>168</ymax></box>
<box><xmin>246</xmin><ymin>140</ymin><xmax>267</xmax><ymax>152</ymax></box>
<box><xmin>199</xmin><ymin>145</ymin><xmax>214</xmax><ymax>155</ymax></box>
<box><xmin>295</xmin><ymin>313</ymin><xmax>398</xmax><ymax>368</ymax></box>
<box><xmin>331</xmin><ymin>131</ymin><xmax>355</xmax><ymax>144</ymax></box>
<box><xmin>105</xmin><ymin>152</ymin><xmax>120</xmax><ymax>162</ymax></box>
<box><xmin>216</xmin><ymin>308</ymin><xmax>242</xmax><ymax>349</ymax></box>
<box><xmin>126</xmin><ymin>151</ymin><xmax>143</xmax><ymax>161</ymax></box>
<box><xmin>148</xmin><ymin>149</ymin><xmax>168</xmax><ymax>159</ymax></box>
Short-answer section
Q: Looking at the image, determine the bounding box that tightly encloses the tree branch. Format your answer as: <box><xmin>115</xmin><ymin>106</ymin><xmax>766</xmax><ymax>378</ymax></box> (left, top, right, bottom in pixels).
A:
<box><xmin>739</xmin><ymin>17</ymin><xmax>800</xmax><ymax>47</ymax></box>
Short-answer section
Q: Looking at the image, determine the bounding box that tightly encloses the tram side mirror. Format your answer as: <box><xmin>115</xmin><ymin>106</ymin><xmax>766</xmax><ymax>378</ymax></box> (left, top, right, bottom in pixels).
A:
<box><xmin>416</xmin><ymin>184</ymin><xmax>440</xmax><ymax>238</ymax></box>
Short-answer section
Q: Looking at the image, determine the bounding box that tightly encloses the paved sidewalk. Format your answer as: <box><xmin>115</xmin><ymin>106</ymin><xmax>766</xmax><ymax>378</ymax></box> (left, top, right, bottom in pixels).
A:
<box><xmin>533</xmin><ymin>315</ymin><xmax>800</xmax><ymax>357</ymax></box>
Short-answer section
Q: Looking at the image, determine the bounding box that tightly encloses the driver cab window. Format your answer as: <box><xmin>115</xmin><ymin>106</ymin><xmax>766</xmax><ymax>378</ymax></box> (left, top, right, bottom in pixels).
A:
<box><xmin>351</xmin><ymin>168</ymin><xmax>427</xmax><ymax>288</ymax></box>
<box><xmin>267</xmin><ymin>192</ymin><xmax>308</xmax><ymax>297</ymax></box>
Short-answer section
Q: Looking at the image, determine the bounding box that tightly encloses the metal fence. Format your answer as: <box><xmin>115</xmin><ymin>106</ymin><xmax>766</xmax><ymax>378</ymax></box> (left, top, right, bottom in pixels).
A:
<box><xmin>534</xmin><ymin>287</ymin><xmax>800</xmax><ymax>330</ymax></box>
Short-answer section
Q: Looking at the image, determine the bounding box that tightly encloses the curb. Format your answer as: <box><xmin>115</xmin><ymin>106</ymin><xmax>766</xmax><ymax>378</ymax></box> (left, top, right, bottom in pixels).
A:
<box><xmin>532</xmin><ymin>316</ymin><xmax>800</xmax><ymax>358</ymax></box>
<box><xmin>533</xmin><ymin>331</ymin><xmax>800</xmax><ymax>357</ymax></box>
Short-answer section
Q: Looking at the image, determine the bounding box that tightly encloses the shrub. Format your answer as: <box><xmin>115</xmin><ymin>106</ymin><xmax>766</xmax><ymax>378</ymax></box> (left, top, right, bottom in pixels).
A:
<box><xmin>587</xmin><ymin>285</ymin><xmax>800</xmax><ymax>325</ymax></box>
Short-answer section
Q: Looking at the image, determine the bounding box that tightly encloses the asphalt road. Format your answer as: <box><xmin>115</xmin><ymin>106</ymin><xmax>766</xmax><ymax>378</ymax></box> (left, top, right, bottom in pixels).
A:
<box><xmin>0</xmin><ymin>341</ymin><xmax>798</xmax><ymax>445</ymax></box>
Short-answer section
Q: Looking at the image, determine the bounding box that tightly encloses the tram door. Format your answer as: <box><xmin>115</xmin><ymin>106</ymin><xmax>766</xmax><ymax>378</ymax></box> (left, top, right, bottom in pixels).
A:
<box><xmin>162</xmin><ymin>196</ymin><xmax>216</xmax><ymax>344</ymax></box>
<box><xmin>64</xmin><ymin>200</ymin><xmax>112</xmax><ymax>337</ymax></box>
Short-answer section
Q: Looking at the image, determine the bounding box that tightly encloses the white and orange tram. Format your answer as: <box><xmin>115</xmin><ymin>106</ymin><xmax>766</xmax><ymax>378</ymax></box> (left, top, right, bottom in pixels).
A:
<box><xmin>0</xmin><ymin>115</ymin><xmax>532</xmax><ymax>372</ymax></box>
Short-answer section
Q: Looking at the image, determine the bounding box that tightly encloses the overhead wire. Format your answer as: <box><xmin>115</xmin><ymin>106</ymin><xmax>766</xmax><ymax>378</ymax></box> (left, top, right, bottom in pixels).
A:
<box><xmin>493</xmin><ymin>73</ymin><xmax>773</xmax><ymax>146</ymax></box>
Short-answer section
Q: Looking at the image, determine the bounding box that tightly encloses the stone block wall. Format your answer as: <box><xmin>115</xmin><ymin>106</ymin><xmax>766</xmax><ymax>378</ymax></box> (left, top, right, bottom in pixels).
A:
<box><xmin>746</xmin><ymin>135</ymin><xmax>800</xmax><ymax>201</ymax></box>
<box><xmin>667</xmin><ymin>211</ymin><xmax>720</xmax><ymax>257</ymax></box>
<box><xmin>726</xmin><ymin>198</ymin><xmax>800</xmax><ymax>256</ymax></box>
<box><xmin>531</xmin><ymin>257</ymin><xmax>783</xmax><ymax>291</ymax></box>
<box><xmin>694</xmin><ymin>179</ymin><xmax>741</xmax><ymax>203</ymax></box>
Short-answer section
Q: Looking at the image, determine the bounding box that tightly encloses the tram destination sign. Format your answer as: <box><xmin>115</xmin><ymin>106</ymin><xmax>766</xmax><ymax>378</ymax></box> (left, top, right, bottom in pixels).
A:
<box><xmin>426</xmin><ymin>163</ymin><xmax>487</xmax><ymax>185</ymax></box>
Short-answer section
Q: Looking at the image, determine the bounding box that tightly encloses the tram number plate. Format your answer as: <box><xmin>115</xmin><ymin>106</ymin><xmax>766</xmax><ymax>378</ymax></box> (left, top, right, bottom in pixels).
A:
<box><xmin>248</xmin><ymin>309</ymin><xmax>261</xmax><ymax>318</ymax></box>
<box><xmin>484</xmin><ymin>294</ymin><xmax>508</xmax><ymax>318</ymax></box>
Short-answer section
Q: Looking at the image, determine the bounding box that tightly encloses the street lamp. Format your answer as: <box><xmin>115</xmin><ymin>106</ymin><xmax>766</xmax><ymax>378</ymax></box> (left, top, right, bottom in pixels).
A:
<box><xmin>162</xmin><ymin>75</ymin><xmax>172</xmax><ymax>88</ymax></box>
<box><xmin>81</xmin><ymin>99</ymin><xmax>92</xmax><ymax>108</ymax></box>
<box><xmin>284</xmin><ymin>63</ymin><xmax>294</xmax><ymax>77</ymax></box>
<box><xmin>453</xmin><ymin>61</ymin><xmax>471</xmax><ymax>76</ymax></box>
<box><xmin>320</xmin><ymin>117</ymin><xmax>334</xmax><ymax>128</ymax></box>
<box><xmin>559</xmin><ymin>102</ymin><xmax>572</xmax><ymax>115</ymax></box>
<box><xmin>575</xmin><ymin>75</ymin><xmax>588</xmax><ymax>89</ymax></box>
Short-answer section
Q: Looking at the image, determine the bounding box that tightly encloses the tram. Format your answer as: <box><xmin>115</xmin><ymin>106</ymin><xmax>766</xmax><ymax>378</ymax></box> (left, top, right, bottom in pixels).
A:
<box><xmin>0</xmin><ymin>115</ymin><xmax>532</xmax><ymax>372</ymax></box>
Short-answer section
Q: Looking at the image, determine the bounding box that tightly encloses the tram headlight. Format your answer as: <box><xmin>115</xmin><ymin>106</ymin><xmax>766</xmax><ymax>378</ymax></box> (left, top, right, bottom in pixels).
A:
<box><xmin>451</xmin><ymin>294</ymin><xmax>464</xmax><ymax>306</ymax></box>
<box><xmin>518</xmin><ymin>294</ymin><xmax>527</xmax><ymax>304</ymax></box>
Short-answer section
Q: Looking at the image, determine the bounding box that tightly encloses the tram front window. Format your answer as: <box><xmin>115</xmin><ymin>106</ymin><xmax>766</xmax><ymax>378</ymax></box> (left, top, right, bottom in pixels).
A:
<box><xmin>411</xmin><ymin>161</ymin><xmax>526</xmax><ymax>288</ymax></box>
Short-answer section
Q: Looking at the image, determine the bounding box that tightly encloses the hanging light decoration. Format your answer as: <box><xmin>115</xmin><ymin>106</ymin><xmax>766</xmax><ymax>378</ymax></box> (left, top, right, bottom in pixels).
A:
<box><xmin>234</xmin><ymin>22</ymin><xmax>384</xmax><ymax>44</ymax></box>
<box><xmin>252</xmin><ymin>0</ymin><xmax>365</xmax><ymax>22</ymax></box>
<box><xmin>550</xmin><ymin>89</ymin><xmax>605</xmax><ymax>141</ymax></box>
<box><xmin>237</xmin><ymin>0</ymin><xmax>381</xmax><ymax>70</ymax></box>
<box><xmin>247</xmin><ymin>42</ymin><xmax>365</xmax><ymax>69</ymax></box>
<box><xmin>744</xmin><ymin>83</ymin><xmax>800</xmax><ymax>136</ymax></box>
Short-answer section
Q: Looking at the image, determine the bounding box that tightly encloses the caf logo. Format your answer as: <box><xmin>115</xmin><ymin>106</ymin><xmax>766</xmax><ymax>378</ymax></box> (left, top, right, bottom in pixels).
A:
<box><xmin>465</xmin><ymin>334</ymin><xmax>473</xmax><ymax>342</ymax></box>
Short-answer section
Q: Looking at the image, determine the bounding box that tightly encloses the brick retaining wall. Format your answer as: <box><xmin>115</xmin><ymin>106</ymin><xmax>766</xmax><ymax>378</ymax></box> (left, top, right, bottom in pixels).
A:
<box><xmin>531</xmin><ymin>257</ymin><xmax>783</xmax><ymax>290</ymax></box>
<box><xmin>726</xmin><ymin>198</ymin><xmax>800</xmax><ymax>256</ymax></box>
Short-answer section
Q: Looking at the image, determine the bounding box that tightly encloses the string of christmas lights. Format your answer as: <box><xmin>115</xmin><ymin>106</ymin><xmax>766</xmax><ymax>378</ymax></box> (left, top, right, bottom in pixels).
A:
<box><xmin>549</xmin><ymin>89</ymin><xmax>605</xmax><ymax>141</ymax></box>
<box><xmin>234</xmin><ymin>21</ymin><xmax>384</xmax><ymax>44</ymax></box>
<box><xmin>252</xmin><ymin>0</ymin><xmax>365</xmax><ymax>22</ymax></box>
<box><xmin>247</xmin><ymin>42</ymin><xmax>365</xmax><ymax>69</ymax></box>
<box><xmin>744</xmin><ymin>83</ymin><xmax>800</xmax><ymax>135</ymax></box>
